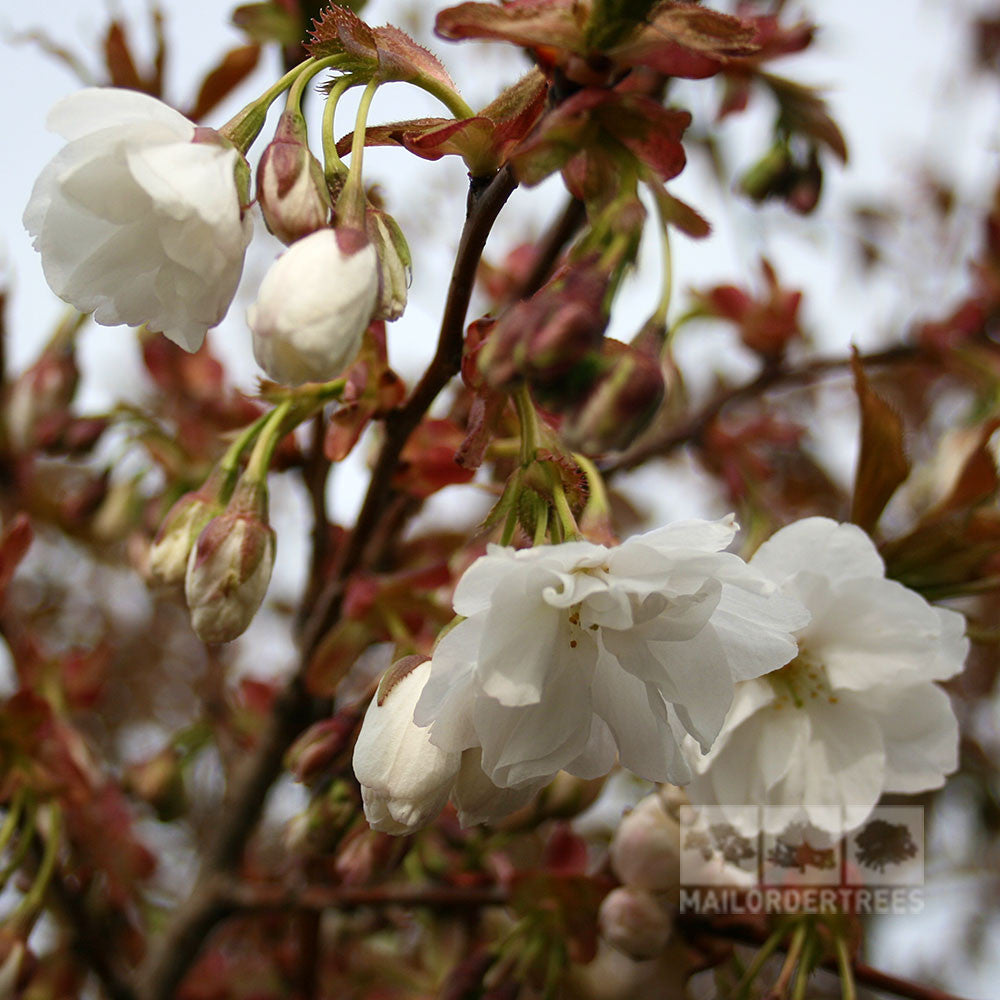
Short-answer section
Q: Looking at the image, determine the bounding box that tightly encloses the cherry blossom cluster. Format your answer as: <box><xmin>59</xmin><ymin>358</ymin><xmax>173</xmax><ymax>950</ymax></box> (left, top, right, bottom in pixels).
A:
<box><xmin>354</xmin><ymin>517</ymin><xmax>967</xmax><ymax>837</ymax></box>
<box><xmin>23</xmin><ymin>77</ymin><xmax>401</xmax><ymax>387</ymax></box>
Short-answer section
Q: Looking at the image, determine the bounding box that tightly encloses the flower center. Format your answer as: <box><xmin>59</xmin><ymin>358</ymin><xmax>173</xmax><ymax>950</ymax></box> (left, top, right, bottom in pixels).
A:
<box><xmin>767</xmin><ymin>648</ymin><xmax>838</xmax><ymax>709</ymax></box>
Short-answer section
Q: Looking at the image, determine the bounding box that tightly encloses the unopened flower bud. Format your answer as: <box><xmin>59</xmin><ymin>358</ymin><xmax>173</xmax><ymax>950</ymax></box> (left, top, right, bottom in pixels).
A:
<box><xmin>368</xmin><ymin>209</ymin><xmax>411</xmax><ymax>321</ymax></box>
<box><xmin>609</xmin><ymin>794</ymin><xmax>682</xmax><ymax>895</ymax></box>
<box><xmin>286</xmin><ymin>713</ymin><xmax>359</xmax><ymax>786</ymax></box>
<box><xmin>562</xmin><ymin>340</ymin><xmax>665</xmax><ymax>455</ymax></box>
<box><xmin>184</xmin><ymin>482</ymin><xmax>275</xmax><ymax>643</ymax></box>
<box><xmin>5</xmin><ymin>337</ymin><xmax>78</xmax><ymax>452</ymax></box>
<box><xmin>352</xmin><ymin>656</ymin><xmax>461</xmax><ymax>834</ymax></box>
<box><xmin>149</xmin><ymin>473</ymin><xmax>227</xmax><ymax>587</ymax></box>
<box><xmin>248</xmin><ymin>227</ymin><xmax>379</xmax><ymax>385</ymax></box>
<box><xmin>598</xmin><ymin>886</ymin><xmax>673</xmax><ymax>960</ymax></box>
<box><xmin>257</xmin><ymin>110</ymin><xmax>331</xmax><ymax>246</ymax></box>
<box><xmin>477</xmin><ymin>263</ymin><xmax>609</xmax><ymax>390</ymax></box>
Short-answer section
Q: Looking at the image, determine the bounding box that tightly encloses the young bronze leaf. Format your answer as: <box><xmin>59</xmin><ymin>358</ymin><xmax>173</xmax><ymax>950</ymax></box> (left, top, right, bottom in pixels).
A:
<box><xmin>188</xmin><ymin>45</ymin><xmax>262</xmax><ymax>122</ymax></box>
<box><xmin>307</xmin><ymin>3</ymin><xmax>378</xmax><ymax>64</ymax></box>
<box><xmin>435</xmin><ymin>0</ymin><xmax>585</xmax><ymax>52</ymax></box>
<box><xmin>372</xmin><ymin>24</ymin><xmax>456</xmax><ymax>88</ymax></box>
<box><xmin>850</xmin><ymin>350</ymin><xmax>910</xmax><ymax>531</ymax></box>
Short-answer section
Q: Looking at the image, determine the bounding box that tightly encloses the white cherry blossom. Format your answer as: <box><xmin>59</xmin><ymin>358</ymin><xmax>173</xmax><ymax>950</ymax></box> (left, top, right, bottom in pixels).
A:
<box><xmin>685</xmin><ymin>517</ymin><xmax>968</xmax><ymax>832</ymax></box>
<box><xmin>23</xmin><ymin>88</ymin><xmax>252</xmax><ymax>352</ymax></box>
<box><xmin>414</xmin><ymin>516</ymin><xmax>809</xmax><ymax>791</ymax></box>
<box><xmin>353</xmin><ymin>658</ymin><xmax>538</xmax><ymax>834</ymax></box>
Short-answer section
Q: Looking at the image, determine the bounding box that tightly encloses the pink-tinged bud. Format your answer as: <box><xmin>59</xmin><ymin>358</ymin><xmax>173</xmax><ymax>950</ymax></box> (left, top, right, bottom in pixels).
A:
<box><xmin>286</xmin><ymin>712</ymin><xmax>360</xmax><ymax>786</ymax></box>
<box><xmin>248</xmin><ymin>228</ymin><xmax>379</xmax><ymax>385</ymax></box>
<box><xmin>257</xmin><ymin>111</ymin><xmax>331</xmax><ymax>246</ymax></box>
<box><xmin>353</xmin><ymin>656</ymin><xmax>461</xmax><ymax>835</ymax></box>
<box><xmin>368</xmin><ymin>209</ymin><xmax>411</xmax><ymax>321</ymax></box>
<box><xmin>562</xmin><ymin>340</ymin><xmax>665</xmax><ymax>455</ymax></box>
<box><xmin>609</xmin><ymin>794</ymin><xmax>682</xmax><ymax>896</ymax></box>
<box><xmin>476</xmin><ymin>263</ymin><xmax>609</xmax><ymax>390</ymax></box>
<box><xmin>149</xmin><ymin>474</ymin><xmax>227</xmax><ymax>587</ymax></box>
<box><xmin>184</xmin><ymin>483</ymin><xmax>275</xmax><ymax>643</ymax></box>
<box><xmin>598</xmin><ymin>886</ymin><xmax>673</xmax><ymax>960</ymax></box>
<box><xmin>5</xmin><ymin>340</ymin><xmax>78</xmax><ymax>452</ymax></box>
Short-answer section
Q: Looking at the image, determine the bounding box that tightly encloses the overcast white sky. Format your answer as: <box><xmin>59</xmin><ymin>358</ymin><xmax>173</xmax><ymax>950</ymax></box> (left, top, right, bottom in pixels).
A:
<box><xmin>3</xmin><ymin>1</ymin><xmax>1000</xmax><ymax>993</ymax></box>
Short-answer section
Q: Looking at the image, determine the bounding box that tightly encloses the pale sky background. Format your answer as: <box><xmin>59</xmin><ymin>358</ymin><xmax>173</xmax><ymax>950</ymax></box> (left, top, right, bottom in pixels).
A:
<box><xmin>2</xmin><ymin>1</ymin><xmax>1000</xmax><ymax>994</ymax></box>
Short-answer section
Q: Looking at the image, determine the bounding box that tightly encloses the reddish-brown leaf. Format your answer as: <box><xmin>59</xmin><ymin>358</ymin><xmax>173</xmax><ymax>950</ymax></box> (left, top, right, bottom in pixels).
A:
<box><xmin>103</xmin><ymin>21</ymin><xmax>147</xmax><ymax>92</ymax></box>
<box><xmin>392</xmin><ymin>419</ymin><xmax>477</xmax><ymax>499</ymax></box>
<box><xmin>307</xmin><ymin>4</ymin><xmax>378</xmax><ymax>64</ymax></box>
<box><xmin>0</xmin><ymin>514</ymin><xmax>32</xmax><ymax>604</ymax></box>
<box><xmin>850</xmin><ymin>350</ymin><xmax>910</xmax><ymax>532</ymax></box>
<box><xmin>188</xmin><ymin>44</ymin><xmax>262</xmax><ymax>122</ymax></box>
<box><xmin>435</xmin><ymin>0</ymin><xmax>585</xmax><ymax>53</ymax></box>
<box><xmin>371</xmin><ymin>24</ymin><xmax>455</xmax><ymax>88</ymax></box>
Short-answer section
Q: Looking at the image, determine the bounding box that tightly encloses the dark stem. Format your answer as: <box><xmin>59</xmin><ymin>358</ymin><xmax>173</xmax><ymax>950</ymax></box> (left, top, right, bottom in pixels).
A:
<box><xmin>44</xmin><ymin>865</ymin><xmax>139</xmax><ymax>1000</ymax></box>
<box><xmin>138</xmin><ymin>164</ymin><xmax>518</xmax><ymax>1000</ymax></box>
<box><xmin>300</xmin><ymin>163</ymin><xmax>518</xmax><ymax>653</ymax></box>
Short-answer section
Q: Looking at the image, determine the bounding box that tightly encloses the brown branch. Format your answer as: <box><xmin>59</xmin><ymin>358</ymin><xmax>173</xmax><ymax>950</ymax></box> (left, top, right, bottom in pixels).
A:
<box><xmin>44</xmin><ymin>864</ymin><xmax>139</xmax><ymax>1000</ymax></box>
<box><xmin>224</xmin><ymin>882</ymin><xmax>507</xmax><ymax>913</ymax></box>
<box><xmin>607</xmin><ymin>344</ymin><xmax>924</xmax><ymax>474</ymax></box>
<box><xmin>300</xmin><ymin>164</ymin><xmax>519</xmax><ymax>653</ymax></box>
<box><xmin>138</xmin><ymin>165</ymin><xmax>519</xmax><ymax>1000</ymax></box>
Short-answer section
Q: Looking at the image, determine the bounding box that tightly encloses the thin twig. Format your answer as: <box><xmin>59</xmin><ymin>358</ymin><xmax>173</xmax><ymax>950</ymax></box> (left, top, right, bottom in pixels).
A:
<box><xmin>607</xmin><ymin>344</ymin><xmax>923</xmax><ymax>473</ymax></box>
<box><xmin>225</xmin><ymin>882</ymin><xmax>508</xmax><ymax>913</ymax></box>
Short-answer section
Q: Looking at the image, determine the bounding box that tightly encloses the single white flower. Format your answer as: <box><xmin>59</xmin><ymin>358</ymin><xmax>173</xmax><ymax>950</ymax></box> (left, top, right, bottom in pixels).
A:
<box><xmin>353</xmin><ymin>658</ymin><xmax>536</xmax><ymax>834</ymax></box>
<box><xmin>686</xmin><ymin>518</ymin><xmax>968</xmax><ymax>833</ymax></box>
<box><xmin>414</xmin><ymin>516</ymin><xmax>809</xmax><ymax>790</ymax></box>
<box><xmin>248</xmin><ymin>228</ymin><xmax>378</xmax><ymax>385</ymax></box>
<box><xmin>23</xmin><ymin>88</ymin><xmax>252</xmax><ymax>352</ymax></box>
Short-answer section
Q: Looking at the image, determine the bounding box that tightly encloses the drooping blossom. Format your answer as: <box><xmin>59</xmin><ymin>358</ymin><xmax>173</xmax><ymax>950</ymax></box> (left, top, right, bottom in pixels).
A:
<box><xmin>248</xmin><ymin>228</ymin><xmax>379</xmax><ymax>384</ymax></box>
<box><xmin>23</xmin><ymin>88</ymin><xmax>252</xmax><ymax>352</ymax></box>
<box><xmin>685</xmin><ymin>517</ymin><xmax>968</xmax><ymax>832</ymax></box>
<box><xmin>353</xmin><ymin>657</ymin><xmax>539</xmax><ymax>834</ymax></box>
<box><xmin>414</xmin><ymin>516</ymin><xmax>809</xmax><ymax>792</ymax></box>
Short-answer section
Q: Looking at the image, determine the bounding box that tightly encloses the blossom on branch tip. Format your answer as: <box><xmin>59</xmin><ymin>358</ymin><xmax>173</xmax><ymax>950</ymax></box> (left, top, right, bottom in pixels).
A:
<box><xmin>23</xmin><ymin>88</ymin><xmax>252</xmax><ymax>352</ymax></box>
<box><xmin>248</xmin><ymin>228</ymin><xmax>379</xmax><ymax>385</ymax></box>
<box><xmin>414</xmin><ymin>516</ymin><xmax>809</xmax><ymax>791</ymax></box>
<box><xmin>685</xmin><ymin>517</ymin><xmax>968</xmax><ymax>833</ymax></box>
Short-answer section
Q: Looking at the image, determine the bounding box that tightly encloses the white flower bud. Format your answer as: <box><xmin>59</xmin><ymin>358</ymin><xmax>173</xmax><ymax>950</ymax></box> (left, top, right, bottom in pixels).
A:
<box><xmin>353</xmin><ymin>657</ymin><xmax>461</xmax><ymax>834</ymax></box>
<box><xmin>248</xmin><ymin>228</ymin><xmax>378</xmax><ymax>385</ymax></box>
<box><xmin>609</xmin><ymin>794</ymin><xmax>682</xmax><ymax>895</ymax></box>
<box><xmin>598</xmin><ymin>886</ymin><xmax>673</xmax><ymax>960</ymax></box>
<box><xmin>184</xmin><ymin>485</ymin><xmax>275</xmax><ymax>643</ymax></box>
